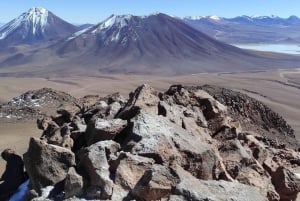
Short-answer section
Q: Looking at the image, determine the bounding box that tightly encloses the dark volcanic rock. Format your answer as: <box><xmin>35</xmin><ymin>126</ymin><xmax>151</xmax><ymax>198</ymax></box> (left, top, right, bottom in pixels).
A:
<box><xmin>199</xmin><ymin>85</ymin><xmax>294</xmax><ymax>137</ymax></box>
<box><xmin>64</xmin><ymin>167</ymin><xmax>84</xmax><ymax>198</ymax></box>
<box><xmin>170</xmin><ymin>165</ymin><xmax>268</xmax><ymax>201</ymax></box>
<box><xmin>271</xmin><ymin>167</ymin><xmax>300</xmax><ymax>201</ymax></box>
<box><xmin>117</xmin><ymin>84</ymin><xmax>160</xmax><ymax>119</ymax></box>
<box><xmin>132</xmin><ymin>164</ymin><xmax>180</xmax><ymax>201</ymax></box>
<box><xmin>125</xmin><ymin>111</ymin><xmax>218</xmax><ymax>180</ymax></box>
<box><xmin>23</xmin><ymin>138</ymin><xmax>75</xmax><ymax>193</ymax></box>
<box><xmin>11</xmin><ymin>84</ymin><xmax>300</xmax><ymax>200</ymax></box>
<box><xmin>77</xmin><ymin>140</ymin><xmax>120</xmax><ymax>199</ymax></box>
<box><xmin>85</xmin><ymin>118</ymin><xmax>127</xmax><ymax>146</ymax></box>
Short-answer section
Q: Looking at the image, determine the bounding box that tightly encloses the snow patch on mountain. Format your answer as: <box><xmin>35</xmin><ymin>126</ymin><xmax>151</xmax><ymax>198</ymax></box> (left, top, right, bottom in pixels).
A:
<box><xmin>67</xmin><ymin>25</ymin><xmax>93</xmax><ymax>41</ymax></box>
<box><xmin>184</xmin><ymin>16</ymin><xmax>204</xmax><ymax>20</ymax></box>
<box><xmin>185</xmin><ymin>15</ymin><xmax>298</xmax><ymax>22</ymax></box>
<box><xmin>93</xmin><ymin>14</ymin><xmax>133</xmax><ymax>34</ymax></box>
<box><xmin>252</xmin><ymin>15</ymin><xmax>280</xmax><ymax>19</ymax></box>
<box><xmin>209</xmin><ymin>15</ymin><xmax>221</xmax><ymax>21</ymax></box>
<box><xmin>29</xmin><ymin>7</ymin><xmax>49</xmax><ymax>34</ymax></box>
<box><xmin>91</xmin><ymin>14</ymin><xmax>139</xmax><ymax>43</ymax></box>
<box><xmin>183</xmin><ymin>15</ymin><xmax>222</xmax><ymax>21</ymax></box>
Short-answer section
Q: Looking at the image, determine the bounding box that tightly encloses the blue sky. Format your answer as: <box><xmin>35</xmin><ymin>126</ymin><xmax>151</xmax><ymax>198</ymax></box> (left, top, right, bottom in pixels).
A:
<box><xmin>1</xmin><ymin>0</ymin><xmax>300</xmax><ymax>24</ymax></box>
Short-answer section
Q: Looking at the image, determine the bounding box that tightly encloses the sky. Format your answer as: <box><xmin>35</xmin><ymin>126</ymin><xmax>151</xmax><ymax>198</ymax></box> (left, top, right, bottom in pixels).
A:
<box><xmin>1</xmin><ymin>0</ymin><xmax>300</xmax><ymax>24</ymax></box>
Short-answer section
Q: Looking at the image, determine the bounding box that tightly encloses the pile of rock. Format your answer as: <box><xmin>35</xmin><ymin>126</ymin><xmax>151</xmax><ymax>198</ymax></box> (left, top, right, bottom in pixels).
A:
<box><xmin>20</xmin><ymin>84</ymin><xmax>300</xmax><ymax>201</ymax></box>
<box><xmin>200</xmin><ymin>85</ymin><xmax>296</xmax><ymax>144</ymax></box>
<box><xmin>0</xmin><ymin>88</ymin><xmax>80</xmax><ymax>120</ymax></box>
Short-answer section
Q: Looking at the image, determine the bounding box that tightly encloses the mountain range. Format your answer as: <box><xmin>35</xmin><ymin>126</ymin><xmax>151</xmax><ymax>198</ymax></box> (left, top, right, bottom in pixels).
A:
<box><xmin>183</xmin><ymin>15</ymin><xmax>300</xmax><ymax>43</ymax></box>
<box><xmin>0</xmin><ymin>7</ymin><xmax>300</xmax><ymax>77</ymax></box>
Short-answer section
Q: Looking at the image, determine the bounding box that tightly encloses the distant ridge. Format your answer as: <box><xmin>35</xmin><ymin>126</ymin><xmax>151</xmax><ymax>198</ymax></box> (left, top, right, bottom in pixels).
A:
<box><xmin>183</xmin><ymin>15</ymin><xmax>300</xmax><ymax>43</ymax></box>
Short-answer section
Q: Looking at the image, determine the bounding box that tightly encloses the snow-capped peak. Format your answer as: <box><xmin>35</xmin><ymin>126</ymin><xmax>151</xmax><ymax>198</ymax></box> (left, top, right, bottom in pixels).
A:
<box><xmin>90</xmin><ymin>14</ymin><xmax>136</xmax><ymax>42</ymax></box>
<box><xmin>23</xmin><ymin>7</ymin><xmax>49</xmax><ymax>33</ymax></box>
<box><xmin>0</xmin><ymin>7</ymin><xmax>49</xmax><ymax>40</ymax></box>
<box><xmin>184</xmin><ymin>16</ymin><xmax>204</xmax><ymax>20</ymax></box>
<box><xmin>251</xmin><ymin>15</ymin><xmax>279</xmax><ymax>19</ymax></box>
<box><xmin>209</xmin><ymin>15</ymin><xmax>221</xmax><ymax>21</ymax></box>
<box><xmin>28</xmin><ymin>7</ymin><xmax>48</xmax><ymax>15</ymax></box>
<box><xmin>183</xmin><ymin>15</ymin><xmax>222</xmax><ymax>21</ymax></box>
<box><xmin>96</xmin><ymin>14</ymin><xmax>133</xmax><ymax>31</ymax></box>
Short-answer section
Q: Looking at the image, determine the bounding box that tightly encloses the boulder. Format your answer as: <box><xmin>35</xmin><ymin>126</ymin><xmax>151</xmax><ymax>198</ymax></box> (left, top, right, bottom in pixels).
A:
<box><xmin>218</xmin><ymin>139</ymin><xmax>252</xmax><ymax>179</ymax></box>
<box><xmin>271</xmin><ymin>167</ymin><xmax>300</xmax><ymax>201</ymax></box>
<box><xmin>86</xmin><ymin>118</ymin><xmax>127</xmax><ymax>146</ymax></box>
<box><xmin>37</xmin><ymin>117</ymin><xmax>53</xmax><ymax>131</ymax></box>
<box><xmin>71</xmin><ymin>115</ymin><xmax>87</xmax><ymax>135</ymax></box>
<box><xmin>106</xmin><ymin>101</ymin><xmax>122</xmax><ymax>119</ymax></box>
<box><xmin>70</xmin><ymin>116</ymin><xmax>87</xmax><ymax>151</ymax></box>
<box><xmin>164</xmin><ymin>85</ymin><xmax>194</xmax><ymax>107</ymax></box>
<box><xmin>158</xmin><ymin>101</ymin><xmax>210</xmax><ymax>141</ymax></box>
<box><xmin>113</xmin><ymin>152</ymin><xmax>155</xmax><ymax>191</ymax></box>
<box><xmin>239</xmin><ymin>133</ymin><xmax>268</xmax><ymax>165</ymax></box>
<box><xmin>77</xmin><ymin>140</ymin><xmax>120</xmax><ymax>199</ymax></box>
<box><xmin>60</xmin><ymin>135</ymin><xmax>73</xmax><ymax>150</ymax></box>
<box><xmin>56</xmin><ymin>106</ymin><xmax>78</xmax><ymax>123</ymax></box>
<box><xmin>192</xmin><ymin>89</ymin><xmax>227</xmax><ymax>120</ymax></box>
<box><xmin>218</xmin><ymin>138</ymin><xmax>279</xmax><ymax>200</ymax></box>
<box><xmin>80</xmin><ymin>100</ymin><xmax>108</xmax><ymax>123</ymax></box>
<box><xmin>170</xmin><ymin>165</ymin><xmax>268</xmax><ymax>201</ymax></box>
<box><xmin>125</xmin><ymin>112</ymin><xmax>217</xmax><ymax>180</ymax></box>
<box><xmin>132</xmin><ymin>164</ymin><xmax>179</xmax><ymax>201</ymax></box>
<box><xmin>117</xmin><ymin>84</ymin><xmax>160</xmax><ymax>119</ymax></box>
<box><xmin>38</xmin><ymin>116</ymin><xmax>75</xmax><ymax>149</ymax></box>
<box><xmin>31</xmin><ymin>186</ymin><xmax>55</xmax><ymax>201</ymax></box>
<box><xmin>38</xmin><ymin>119</ymin><xmax>60</xmax><ymax>142</ymax></box>
<box><xmin>23</xmin><ymin>138</ymin><xmax>75</xmax><ymax>193</ymax></box>
<box><xmin>64</xmin><ymin>167</ymin><xmax>84</xmax><ymax>198</ymax></box>
<box><xmin>81</xmin><ymin>94</ymin><xmax>125</xmax><ymax>120</ymax></box>
<box><xmin>236</xmin><ymin>167</ymin><xmax>279</xmax><ymax>201</ymax></box>
<box><xmin>109</xmin><ymin>152</ymin><xmax>155</xmax><ymax>201</ymax></box>
<box><xmin>272</xmin><ymin>148</ymin><xmax>300</xmax><ymax>168</ymax></box>
<box><xmin>159</xmin><ymin>85</ymin><xmax>226</xmax><ymax>142</ymax></box>
<box><xmin>107</xmin><ymin>92</ymin><xmax>127</xmax><ymax>106</ymax></box>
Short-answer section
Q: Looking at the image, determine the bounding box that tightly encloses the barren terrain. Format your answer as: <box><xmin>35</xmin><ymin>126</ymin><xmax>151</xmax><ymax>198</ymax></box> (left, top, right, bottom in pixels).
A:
<box><xmin>0</xmin><ymin>69</ymin><xmax>300</xmax><ymax>174</ymax></box>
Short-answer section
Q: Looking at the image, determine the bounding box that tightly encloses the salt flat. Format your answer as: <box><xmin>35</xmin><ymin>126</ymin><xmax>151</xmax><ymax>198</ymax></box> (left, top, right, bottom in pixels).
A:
<box><xmin>233</xmin><ymin>44</ymin><xmax>300</xmax><ymax>55</ymax></box>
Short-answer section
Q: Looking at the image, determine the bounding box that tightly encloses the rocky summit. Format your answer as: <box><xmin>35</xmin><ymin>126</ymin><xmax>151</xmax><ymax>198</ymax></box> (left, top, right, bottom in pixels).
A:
<box><xmin>6</xmin><ymin>84</ymin><xmax>300</xmax><ymax>200</ymax></box>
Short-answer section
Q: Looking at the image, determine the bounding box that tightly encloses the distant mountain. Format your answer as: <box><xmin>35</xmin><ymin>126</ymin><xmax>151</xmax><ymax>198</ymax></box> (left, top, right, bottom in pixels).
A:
<box><xmin>38</xmin><ymin>13</ymin><xmax>268</xmax><ymax>75</ymax></box>
<box><xmin>183</xmin><ymin>15</ymin><xmax>300</xmax><ymax>43</ymax></box>
<box><xmin>0</xmin><ymin>7</ymin><xmax>78</xmax><ymax>47</ymax></box>
<box><xmin>77</xmin><ymin>23</ymin><xmax>94</xmax><ymax>30</ymax></box>
<box><xmin>1</xmin><ymin>13</ymin><xmax>300</xmax><ymax>77</ymax></box>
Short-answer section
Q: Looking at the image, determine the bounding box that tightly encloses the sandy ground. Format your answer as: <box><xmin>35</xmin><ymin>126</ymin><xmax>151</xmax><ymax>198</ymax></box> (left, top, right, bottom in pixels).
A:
<box><xmin>0</xmin><ymin>69</ymin><xmax>300</xmax><ymax>176</ymax></box>
<box><xmin>0</xmin><ymin>120</ymin><xmax>40</xmax><ymax>174</ymax></box>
